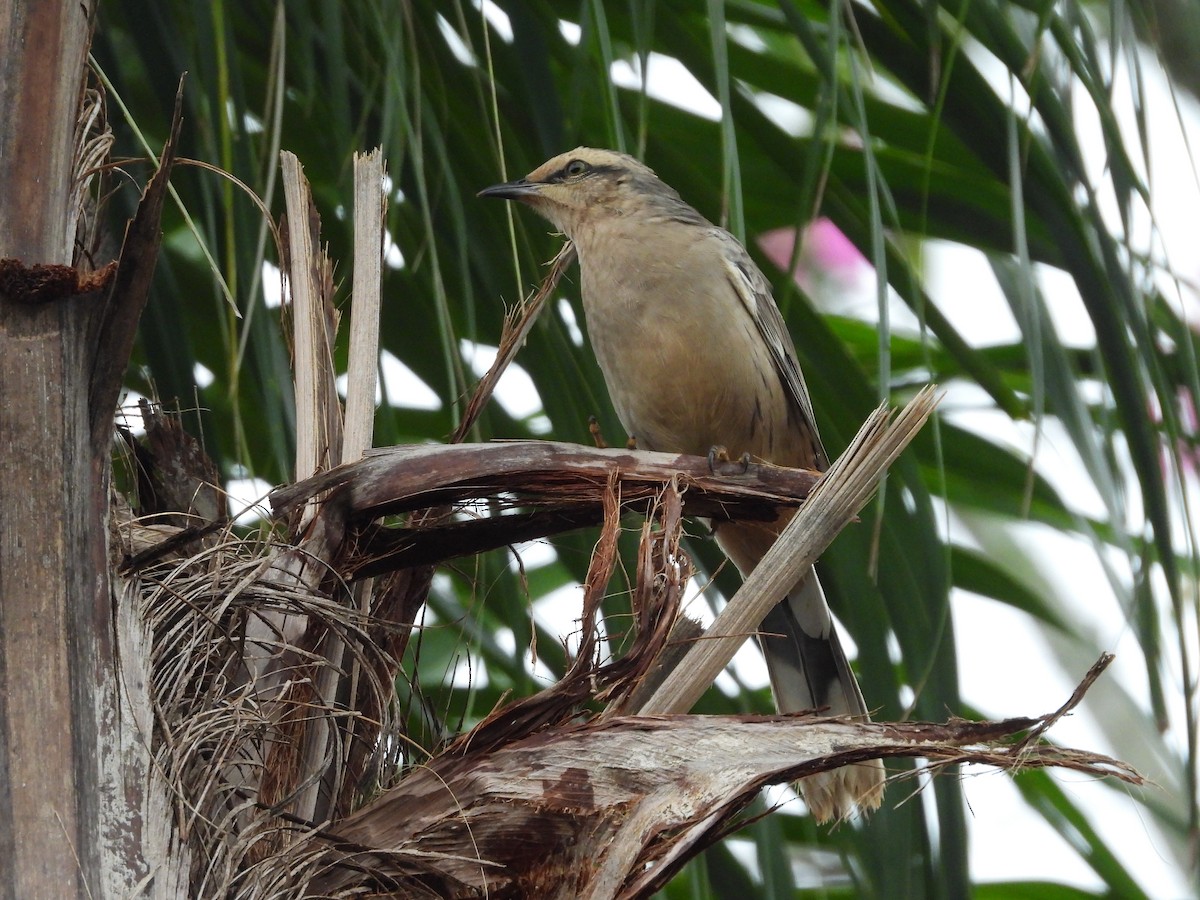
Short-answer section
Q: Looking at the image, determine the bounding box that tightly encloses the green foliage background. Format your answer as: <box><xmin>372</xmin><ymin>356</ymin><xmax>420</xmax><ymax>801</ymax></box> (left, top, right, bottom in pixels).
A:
<box><xmin>93</xmin><ymin>0</ymin><xmax>1198</xmax><ymax>895</ymax></box>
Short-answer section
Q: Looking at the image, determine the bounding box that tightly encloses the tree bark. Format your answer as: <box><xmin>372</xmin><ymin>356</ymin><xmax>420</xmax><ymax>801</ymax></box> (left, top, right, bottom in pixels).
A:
<box><xmin>0</xmin><ymin>3</ymin><xmax>115</xmax><ymax>897</ymax></box>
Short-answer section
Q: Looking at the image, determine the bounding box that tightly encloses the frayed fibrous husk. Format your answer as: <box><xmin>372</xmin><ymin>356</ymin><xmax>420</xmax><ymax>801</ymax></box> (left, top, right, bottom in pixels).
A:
<box><xmin>118</xmin><ymin>520</ymin><xmax>405</xmax><ymax>897</ymax></box>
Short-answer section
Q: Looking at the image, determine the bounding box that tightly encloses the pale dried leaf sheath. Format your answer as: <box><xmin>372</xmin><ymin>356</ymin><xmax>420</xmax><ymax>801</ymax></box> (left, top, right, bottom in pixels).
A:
<box><xmin>274</xmin><ymin>154</ymin><xmax>349</xmax><ymax>828</ymax></box>
<box><xmin>281</xmin><ymin>151</ymin><xmax>342</xmax><ymax>494</ymax></box>
<box><xmin>311</xmin><ymin>148</ymin><xmax>388</xmax><ymax>819</ymax></box>
<box><xmin>343</xmin><ymin>148</ymin><xmax>385</xmax><ymax>463</ymax></box>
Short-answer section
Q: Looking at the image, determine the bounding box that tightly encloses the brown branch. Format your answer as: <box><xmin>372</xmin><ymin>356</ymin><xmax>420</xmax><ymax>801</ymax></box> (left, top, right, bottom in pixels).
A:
<box><xmin>271</xmin><ymin>441</ymin><xmax>817</xmax><ymax>523</ymax></box>
<box><xmin>342</xmin><ymin>504</ymin><xmax>604</xmax><ymax>577</ymax></box>
<box><xmin>88</xmin><ymin>78</ymin><xmax>184</xmax><ymax>455</ymax></box>
<box><xmin>266</xmin><ymin>441</ymin><xmax>820</xmax><ymax>581</ymax></box>
<box><xmin>1013</xmin><ymin>651</ymin><xmax>1115</xmax><ymax>754</ymax></box>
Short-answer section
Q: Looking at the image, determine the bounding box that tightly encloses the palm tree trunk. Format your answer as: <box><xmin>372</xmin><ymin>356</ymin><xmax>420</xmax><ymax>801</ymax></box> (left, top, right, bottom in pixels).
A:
<box><xmin>0</xmin><ymin>2</ymin><xmax>127</xmax><ymax>895</ymax></box>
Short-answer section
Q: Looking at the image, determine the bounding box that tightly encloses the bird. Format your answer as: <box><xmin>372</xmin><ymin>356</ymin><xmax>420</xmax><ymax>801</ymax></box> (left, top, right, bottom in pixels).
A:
<box><xmin>479</xmin><ymin>147</ymin><xmax>885</xmax><ymax>822</ymax></box>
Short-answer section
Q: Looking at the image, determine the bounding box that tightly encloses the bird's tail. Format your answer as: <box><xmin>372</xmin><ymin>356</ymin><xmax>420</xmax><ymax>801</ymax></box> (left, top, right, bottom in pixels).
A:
<box><xmin>758</xmin><ymin>570</ymin><xmax>886</xmax><ymax>822</ymax></box>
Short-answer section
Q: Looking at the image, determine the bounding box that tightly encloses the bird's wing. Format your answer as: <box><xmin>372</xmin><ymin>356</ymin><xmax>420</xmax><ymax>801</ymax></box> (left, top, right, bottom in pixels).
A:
<box><xmin>717</xmin><ymin>230</ymin><xmax>829</xmax><ymax>469</ymax></box>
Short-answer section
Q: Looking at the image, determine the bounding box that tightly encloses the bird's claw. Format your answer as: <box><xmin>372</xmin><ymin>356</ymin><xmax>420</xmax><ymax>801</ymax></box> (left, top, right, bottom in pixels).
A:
<box><xmin>707</xmin><ymin>445</ymin><xmax>752</xmax><ymax>475</ymax></box>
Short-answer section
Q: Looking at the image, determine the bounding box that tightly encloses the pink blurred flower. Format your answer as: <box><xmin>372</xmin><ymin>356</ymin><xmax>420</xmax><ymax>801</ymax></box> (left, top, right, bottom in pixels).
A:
<box><xmin>758</xmin><ymin>218</ymin><xmax>870</xmax><ymax>295</ymax></box>
<box><xmin>1150</xmin><ymin>386</ymin><xmax>1200</xmax><ymax>479</ymax></box>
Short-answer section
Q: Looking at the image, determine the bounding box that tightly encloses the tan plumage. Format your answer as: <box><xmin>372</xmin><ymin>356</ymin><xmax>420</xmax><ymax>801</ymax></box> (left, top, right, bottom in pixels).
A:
<box><xmin>480</xmin><ymin>147</ymin><xmax>885</xmax><ymax>821</ymax></box>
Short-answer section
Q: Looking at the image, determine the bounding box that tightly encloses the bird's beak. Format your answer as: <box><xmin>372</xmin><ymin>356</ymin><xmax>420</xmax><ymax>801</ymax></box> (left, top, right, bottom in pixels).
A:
<box><xmin>477</xmin><ymin>178</ymin><xmax>542</xmax><ymax>201</ymax></box>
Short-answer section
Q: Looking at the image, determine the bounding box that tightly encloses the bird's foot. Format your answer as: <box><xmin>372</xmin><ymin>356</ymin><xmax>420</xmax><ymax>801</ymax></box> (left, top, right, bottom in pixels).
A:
<box><xmin>625</xmin><ymin>435</ymin><xmax>638</xmax><ymax>450</ymax></box>
<box><xmin>707</xmin><ymin>445</ymin><xmax>752</xmax><ymax>475</ymax></box>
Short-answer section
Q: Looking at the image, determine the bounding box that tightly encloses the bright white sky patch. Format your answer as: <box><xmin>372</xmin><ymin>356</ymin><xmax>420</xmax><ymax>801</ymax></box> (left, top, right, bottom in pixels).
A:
<box><xmin>557</xmin><ymin>297</ymin><xmax>584</xmax><ymax>346</ymax></box>
<box><xmin>378</xmin><ymin>349</ymin><xmax>442</xmax><ymax>410</ymax></box>
<box><xmin>476</xmin><ymin>0</ymin><xmax>512</xmax><ymax>42</ymax></box>
<box><xmin>494</xmin><ymin>625</ymin><xmax>559</xmax><ymax>685</ymax></box>
<box><xmin>610</xmin><ymin>52</ymin><xmax>722</xmax><ymax>121</ymax></box>
<box><xmin>116</xmin><ymin>390</ymin><xmax>150</xmax><ymax>437</ymax></box>
<box><xmin>383</xmin><ymin>230</ymin><xmax>405</xmax><ymax>270</ymax></box>
<box><xmin>752</xmin><ymin>92</ymin><xmax>813</xmax><ymax>136</ymax></box>
<box><xmin>436</xmin><ymin>14</ymin><xmax>475</xmax><ymax>67</ymax></box>
<box><xmin>508</xmin><ymin>539</ymin><xmax>558</xmax><ymax>572</ymax></box>
<box><xmin>193</xmin><ymin>362</ymin><xmax>215</xmax><ymax>389</ymax></box>
<box><xmin>923</xmin><ymin>240</ymin><xmax>1021</xmax><ymax>346</ymax></box>
<box><xmin>558</xmin><ymin>20</ymin><xmax>581</xmax><ymax>45</ymax></box>
<box><xmin>727</xmin><ymin>23</ymin><xmax>768</xmax><ymax>53</ymax></box>
<box><xmin>225</xmin><ymin>475</ymin><xmax>273</xmax><ymax>526</ymax></box>
<box><xmin>261</xmin><ymin>260</ymin><xmax>283</xmax><ymax>309</ymax></box>
<box><xmin>460</xmin><ymin>340</ymin><xmax>550</xmax><ymax>431</ymax></box>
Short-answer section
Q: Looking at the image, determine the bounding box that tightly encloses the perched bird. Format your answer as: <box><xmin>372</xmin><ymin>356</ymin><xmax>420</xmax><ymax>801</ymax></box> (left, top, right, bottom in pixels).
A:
<box><xmin>479</xmin><ymin>148</ymin><xmax>885</xmax><ymax>821</ymax></box>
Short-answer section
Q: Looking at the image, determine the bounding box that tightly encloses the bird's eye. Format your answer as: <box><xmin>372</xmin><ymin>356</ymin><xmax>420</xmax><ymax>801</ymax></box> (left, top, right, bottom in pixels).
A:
<box><xmin>565</xmin><ymin>159</ymin><xmax>590</xmax><ymax>178</ymax></box>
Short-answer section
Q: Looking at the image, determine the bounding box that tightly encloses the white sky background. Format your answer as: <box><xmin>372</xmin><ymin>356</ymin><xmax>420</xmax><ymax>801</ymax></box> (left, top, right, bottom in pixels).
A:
<box><xmin>216</xmin><ymin>5</ymin><xmax>1198</xmax><ymax>895</ymax></box>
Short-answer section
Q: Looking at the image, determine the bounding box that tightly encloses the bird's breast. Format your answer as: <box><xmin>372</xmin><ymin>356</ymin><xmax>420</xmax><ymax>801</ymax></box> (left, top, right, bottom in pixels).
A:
<box><xmin>577</xmin><ymin>228</ymin><xmax>796</xmax><ymax>463</ymax></box>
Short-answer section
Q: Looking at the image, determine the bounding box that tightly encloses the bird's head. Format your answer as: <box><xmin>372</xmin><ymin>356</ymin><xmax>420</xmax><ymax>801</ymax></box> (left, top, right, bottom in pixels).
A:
<box><xmin>478</xmin><ymin>147</ymin><xmax>679</xmax><ymax>239</ymax></box>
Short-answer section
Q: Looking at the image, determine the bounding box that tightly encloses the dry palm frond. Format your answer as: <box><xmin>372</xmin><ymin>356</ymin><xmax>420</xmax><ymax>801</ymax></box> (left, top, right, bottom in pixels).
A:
<box><xmin>71</xmin><ymin>79</ymin><xmax>114</xmax><ymax>267</ymax></box>
<box><xmin>120</xmin><ymin>524</ymin><xmax>400</xmax><ymax>896</ymax></box>
<box><xmin>306</xmin><ymin>660</ymin><xmax>1138</xmax><ymax>899</ymax></box>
